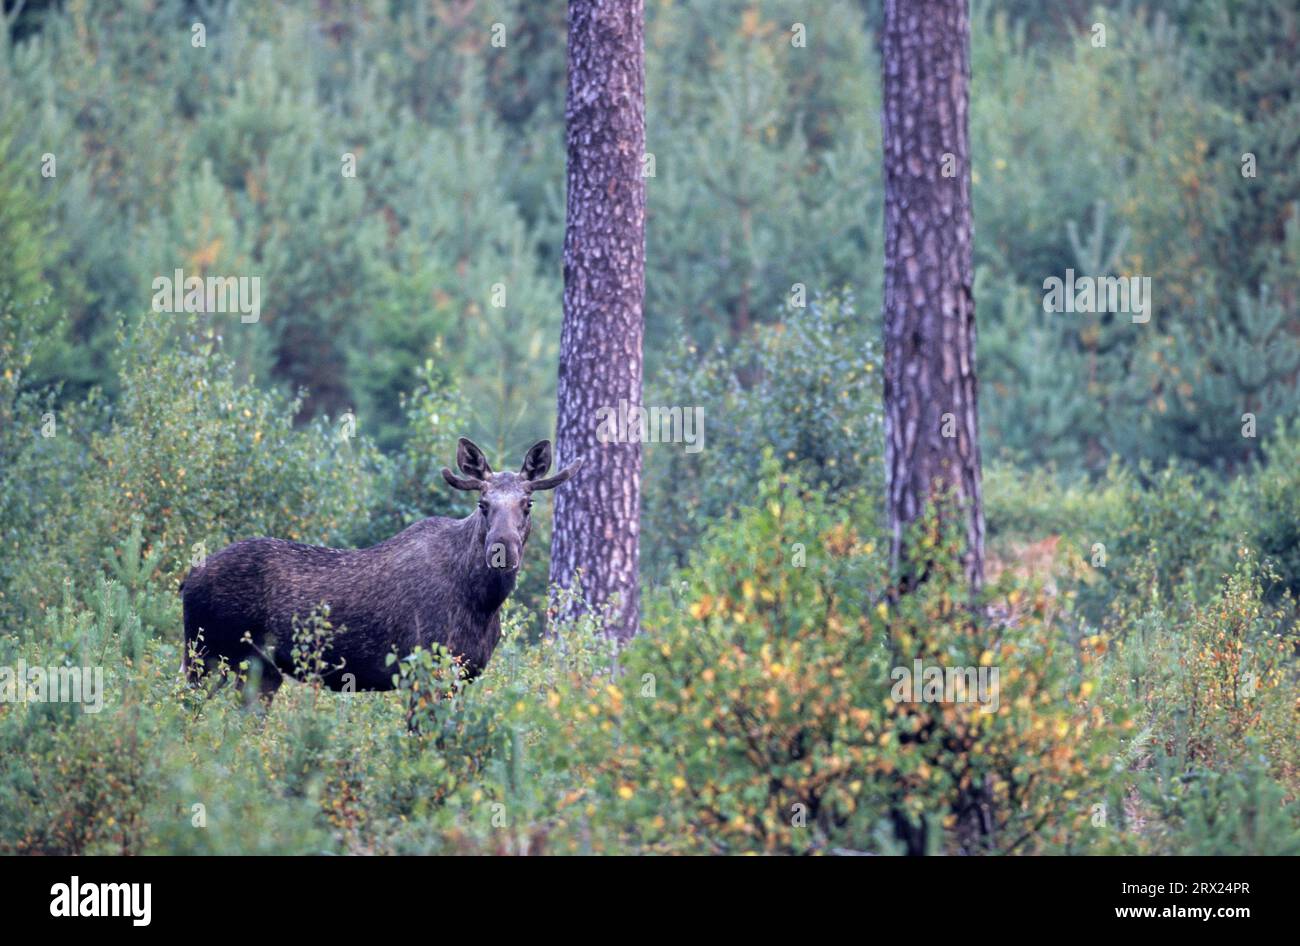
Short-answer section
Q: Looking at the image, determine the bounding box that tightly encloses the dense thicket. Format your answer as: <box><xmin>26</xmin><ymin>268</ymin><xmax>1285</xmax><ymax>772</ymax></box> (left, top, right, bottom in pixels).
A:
<box><xmin>2</xmin><ymin>1</ymin><xmax>1294</xmax><ymax>469</ymax></box>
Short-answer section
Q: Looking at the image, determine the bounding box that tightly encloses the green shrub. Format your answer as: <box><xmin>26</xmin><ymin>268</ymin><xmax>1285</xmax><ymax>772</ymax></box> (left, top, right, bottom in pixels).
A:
<box><xmin>644</xmin><ymin>295</ymin><xmax>883</xmax><ymax>582</ymax></box>
<box><xmin>1138</xmin><ymin>749</ymin><xmax>1300</xmax><ymax>856</ymax></box>
<box><xmin>1237</xmin><ymin>419</ymin><xmax>1300</xmax><ymax>601</ymax></box>
<box><xmin>0</xmin><ymin>582</ymin><xmax>156</xmax><ymax>854</ymax></box>
<box><xmin>985</xmin><ymin>458</ymin><xmax>1237</xmax><ymax>626</ymax></box>
<box><xmin>1100</xmin><ymin>551</ymin><xmax>1298</xmax><ymax>791</ymax></box>
<box><xmin>2</xmin><ymin>315</ymin><xmax>378</xmax><ymax>627</ymax></box>
<box><xmin>545</xmin><ymin>456</ymin><xmax>1127</xmax><ymax>854</ymax></box>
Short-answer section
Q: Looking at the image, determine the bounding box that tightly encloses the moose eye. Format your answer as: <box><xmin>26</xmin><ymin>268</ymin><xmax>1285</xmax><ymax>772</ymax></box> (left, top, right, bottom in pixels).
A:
<box><xmin>478</xmin><ymin>501</ymin><xmax>489</xmax><ymax>514</ymax></box>
<box><xmin>525</xmin><ymin>500</ymin><xmax>533</xmax><ymax>514</ymax></box>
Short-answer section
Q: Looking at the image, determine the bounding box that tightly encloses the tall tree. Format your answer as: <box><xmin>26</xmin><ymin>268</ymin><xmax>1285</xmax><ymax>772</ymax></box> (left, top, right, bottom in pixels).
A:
<box><xmin>549</xmin><ymin>0</ymin><xmax>646</xmax><ymax>640</ymax></box>
<box><xmin>880</xmin><ymin>0</ymin><xmax>984</xmax><ymax>593</ymax></box>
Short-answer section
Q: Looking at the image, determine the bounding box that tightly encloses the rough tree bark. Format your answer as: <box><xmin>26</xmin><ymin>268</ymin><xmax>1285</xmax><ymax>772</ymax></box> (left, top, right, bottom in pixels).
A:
<box><xmin>549</xmin><ymin>0</ymin><xmax>646</xmax><ymax>641</ymax></box>
<box><xmin>881</xmin><ymin>0</ymin><xmax>984</xmax><ymax>594</ymax></box>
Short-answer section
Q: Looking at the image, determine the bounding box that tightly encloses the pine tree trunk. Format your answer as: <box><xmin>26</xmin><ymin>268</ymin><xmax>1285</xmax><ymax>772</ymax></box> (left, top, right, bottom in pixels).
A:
<box><xmin>881</xmin><ymin>0</ymin><xmax>984</xmax><ymax>594</ymax></box>
<box><xmin>549</xmin><ymin>0</ymin><xmax>646</xmax><ymax>641</ymax></box>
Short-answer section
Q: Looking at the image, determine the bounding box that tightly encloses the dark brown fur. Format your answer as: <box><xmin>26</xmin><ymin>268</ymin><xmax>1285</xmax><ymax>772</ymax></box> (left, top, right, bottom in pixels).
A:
<box><xmin>180</xmin><ymin>438</ymin><xmax>581</xmax><ymax>699</ymax></box>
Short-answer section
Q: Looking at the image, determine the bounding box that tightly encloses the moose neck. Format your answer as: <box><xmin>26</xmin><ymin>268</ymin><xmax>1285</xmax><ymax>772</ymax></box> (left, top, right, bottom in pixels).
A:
<box><xmin>455</xmin><ymin>511</ymin><xmax>519</xmax><ymax>614</ymax></box>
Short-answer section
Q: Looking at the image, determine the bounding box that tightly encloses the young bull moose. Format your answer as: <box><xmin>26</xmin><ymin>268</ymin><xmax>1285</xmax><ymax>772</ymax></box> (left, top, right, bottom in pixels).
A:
<box><xmin>180</xmin><ymin>438</ymin><xmax>581</xmax><ymax>700</ymax></box>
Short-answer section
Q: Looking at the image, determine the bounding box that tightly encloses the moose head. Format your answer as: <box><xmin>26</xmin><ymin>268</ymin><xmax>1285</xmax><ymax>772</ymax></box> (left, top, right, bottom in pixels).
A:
<box><xmin>442</xmin><ymin>438</ymin><xmax>583</xmax><ymax>570</ymax></box>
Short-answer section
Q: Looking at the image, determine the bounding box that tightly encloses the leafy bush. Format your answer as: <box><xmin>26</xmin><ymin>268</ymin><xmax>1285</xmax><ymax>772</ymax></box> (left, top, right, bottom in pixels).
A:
<box><xmin>643</xmin><ymin>294</ymin><xmax>883</xmax><ymax>581</ymax></box>
<box><xmin>544</xmin><ymin>457</ymin><xmax>1127</xmax><ymax>854</ymax></box>
<box><xmin>985</xmin><ymin>457</ymin><xmax>1237</xmax><ymax>626</ymax></box>
<box><xmin>1100</xmin><ymin>552</ymin><xmax>1298</xmax><ymax>793</ymax></box>
<box><xmin>1138</xmin><ymin>750</ymin><xmax>1300</xmax><ymax>856</ymax></box>
<box><xmin>1237</xmin><ymin>420</ymin><xmax>1300</xmax><ymax>602</ymax></box>
<box><xmin>0</xmin><ymin>583</ymin><xmax>156</xmax><ymax>854</ymax></box>
<box><xmin>1</xmin><ymin>315</ymin><xmax>377</xmax><ymax>627</ymax></box>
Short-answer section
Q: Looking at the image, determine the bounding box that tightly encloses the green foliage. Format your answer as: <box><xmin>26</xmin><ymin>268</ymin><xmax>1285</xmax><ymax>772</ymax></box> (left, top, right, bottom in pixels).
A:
<box><xmin>1101</xmin><ymin>553</ymin><xmax>1297</xmax><ymax>784</ymax></box>
<box><xmin>541</xmin><ymin>459</ymin><xmax>1127</xmax><ymax>855</ymax></box>
<box><xmin>0</xmin><ymin>314</ymin><xmax>376</xmax><ymax>628</ymax></box>
<box><xmin>1170</xmin><ymin>0</ymin><xmax>1300</xmax><ymax>298</ymax></box>
<box><xmin>644</xmin><ymin>0</ymin><xmax>882</xmax><ymax>359</ymax></box>
<box><xmin>1237</xmin><ymin>420</ymin><xmax>1300</xmax><ymax>601</ymax></box>
<box><xmin>0</xmin><ymin>122</ymin><xmax>55</xmax><ymax>335</ymax></box>
<box><xmin>644</xmin><ymin>295</ymin><xmax>883</xmax><ymax>581</ymax></box>
<box><xmin>1137</xmin><ymin>749</ymin><xmax>1300</xmax><ymax>856</ymax></box>
<box><xmin>103</xmin><ymin>518</ymin><xmax>174</xmax><ymax>640</ymax></box>
<box><xmin>2</xmin><ymin>0</ymin><xmax>1293</xmax><ymax>476</ymax></box>
<box><xmin>349</xmin><ymin>353</ymin><xmax>469</xmax><ymax>547</ymax></box>
<box><xmin>986</xmin><ymin>422</ymin><xmax>1300</xmax><ymax>634</ymax></box>
<box><xmin>972</xmin><ymin>4</ymin><xmax>1297</xmax><ymax>472</ymax></box>
<box><xmin>0</xmin><ymin>580</ymin><xmax>152</xmax><ymax>854</ymax></box>
<box><xmin>94</xmin><ymin>316</ymin><xmax>376</xmax><ymax>565</ymax></box>
<box><xmin>580</xmin><ymin>460</ymin><xmax>890</xmax><ymax>853</ymax></box>
<box><xmin>1</xmin><ymin>441</ymin><xmax>1294</xmax><ymax>855</ymax></box>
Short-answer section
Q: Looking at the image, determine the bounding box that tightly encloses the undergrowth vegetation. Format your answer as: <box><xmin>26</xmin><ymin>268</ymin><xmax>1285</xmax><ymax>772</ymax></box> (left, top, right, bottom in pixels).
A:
<box><xmin>1</xmin><ymin>320</ymin><xmax>1296</xmax><ymax>854</ymax></box>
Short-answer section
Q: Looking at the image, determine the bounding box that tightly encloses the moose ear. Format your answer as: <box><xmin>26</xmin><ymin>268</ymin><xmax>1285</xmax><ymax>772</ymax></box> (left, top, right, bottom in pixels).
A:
<box><xmin>527</xmin><ymin>455</ymin><xmax>584</xmax><ymax>491</ymax></box>
<box><xmin>442</xmin><ymin>468</ymin><xmax>483</xmax><ymax>491</ymax></box>
<box><xmin>519</xmin><ymin>440</ymin><xmax>553</xmax><ymax>481</ymax></box>
<box><xmin>457</xmin><ymin>437</ymin><xmax>492</xmax><ymax>480</ymax></box>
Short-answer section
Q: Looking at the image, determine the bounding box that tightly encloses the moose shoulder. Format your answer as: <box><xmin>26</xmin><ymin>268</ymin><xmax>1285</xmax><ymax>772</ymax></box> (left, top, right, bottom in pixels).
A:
<box><xmin>180</xmin><ymin>438</ymin><xmax>582</xmax><ymax>699</ymax></box>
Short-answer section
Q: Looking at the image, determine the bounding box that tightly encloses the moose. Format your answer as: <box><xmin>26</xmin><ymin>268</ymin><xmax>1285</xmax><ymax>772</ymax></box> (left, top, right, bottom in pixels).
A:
<box><xmin>180</xmin><ymin>437</ymin><xmax>582</xmax><ymax>700</ymax></box>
